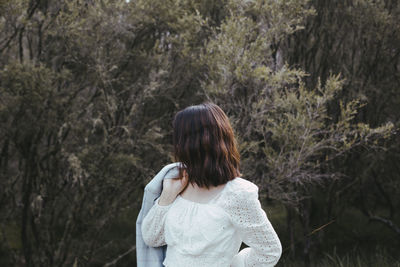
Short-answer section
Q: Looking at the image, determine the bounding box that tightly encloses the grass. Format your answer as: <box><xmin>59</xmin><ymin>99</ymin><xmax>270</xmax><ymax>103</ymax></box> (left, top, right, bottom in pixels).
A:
<box><xmin>264</xmin><ymin>201</ymin><xmax>400</xmax><ymax>267</ymax></box>
<box><xmin>278</xmin><ymin>246</ymin><xmax>400</xmax><ymax>267</ymax></box>
<box><xmin>1</xmin><ymin>196</ymin><xmax>399</xmax><ymax>266</ymax></box>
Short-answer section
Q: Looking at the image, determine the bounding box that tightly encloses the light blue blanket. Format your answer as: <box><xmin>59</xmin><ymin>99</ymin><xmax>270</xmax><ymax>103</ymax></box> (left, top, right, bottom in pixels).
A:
<box><xmin>136</xmin><ymin>162</ymin><xmax>181</xmax><ymax>267</ymax></box>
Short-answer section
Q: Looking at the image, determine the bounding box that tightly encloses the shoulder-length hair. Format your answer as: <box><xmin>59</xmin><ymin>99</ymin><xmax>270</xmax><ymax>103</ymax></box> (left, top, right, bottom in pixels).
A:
<box><xmin>173</xmin><ymin>102</ymin><xmax>241</xmax><ymax>188</ymax></box>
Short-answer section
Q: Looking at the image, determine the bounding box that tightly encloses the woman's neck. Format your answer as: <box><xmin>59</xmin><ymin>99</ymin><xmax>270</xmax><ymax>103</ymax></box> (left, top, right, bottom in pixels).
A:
<box><xmin>180</xmin><ymin>181</ymin><xmax>226</xmax><ymax>204</ymax></box>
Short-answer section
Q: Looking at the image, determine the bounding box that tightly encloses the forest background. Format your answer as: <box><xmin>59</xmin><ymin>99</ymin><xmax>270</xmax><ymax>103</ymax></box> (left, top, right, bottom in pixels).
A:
<box><xmin>0</xmin><ymin>0</ymin><xmax>399</xmax><ymax>266</ymax></box>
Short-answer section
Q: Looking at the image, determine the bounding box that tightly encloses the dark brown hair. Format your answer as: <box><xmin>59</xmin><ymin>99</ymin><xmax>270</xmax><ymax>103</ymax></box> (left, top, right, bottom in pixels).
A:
<box><xmin>173</xmin><ymin>102</ymin><xmax>241</xmax><ymax>188</ymax></box>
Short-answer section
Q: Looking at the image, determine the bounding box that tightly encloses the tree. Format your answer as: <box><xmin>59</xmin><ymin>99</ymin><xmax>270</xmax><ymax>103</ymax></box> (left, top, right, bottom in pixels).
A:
<box><xmin>199</xmin><ymin>0</ymin><xmax>394</xmax><ymax>261</ymax></box>
<box><xmin>283</xmin><ymin>0</ymin><xmax>400</xmax><ymax>248</ymax></box>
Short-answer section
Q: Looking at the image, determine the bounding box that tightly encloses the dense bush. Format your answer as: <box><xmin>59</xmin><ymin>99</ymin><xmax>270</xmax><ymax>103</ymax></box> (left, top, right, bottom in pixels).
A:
<box><xmin>0</xmin><ymin>0</ymin><xmax>398</xmax><ymax>266</ymax></box>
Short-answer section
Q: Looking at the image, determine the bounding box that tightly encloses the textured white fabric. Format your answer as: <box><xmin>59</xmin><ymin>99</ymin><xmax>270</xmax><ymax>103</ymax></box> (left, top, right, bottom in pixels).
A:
<box><xmin>141</xmin><ymin>177</ymin><xmax>282</xmax><ymax>267</ymax></box>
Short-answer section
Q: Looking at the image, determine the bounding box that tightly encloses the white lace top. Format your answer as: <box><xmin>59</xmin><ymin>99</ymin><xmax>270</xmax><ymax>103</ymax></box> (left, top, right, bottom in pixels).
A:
<box><xmin>141</xmin><ymin>177</ymin><xmax>282</xmax><ymax>267</ymax></box>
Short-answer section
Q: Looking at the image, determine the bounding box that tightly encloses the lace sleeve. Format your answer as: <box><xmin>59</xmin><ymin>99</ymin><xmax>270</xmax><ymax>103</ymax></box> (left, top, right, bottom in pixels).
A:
<box><xmin>228</xmin><ymin>180</ymin><xmax>282</xmax><ymax>267</ymax></box>
<box><xmin>141</xmin><ymin>198</ymin><xmax>171</xmax><ymax>247</ymax></box>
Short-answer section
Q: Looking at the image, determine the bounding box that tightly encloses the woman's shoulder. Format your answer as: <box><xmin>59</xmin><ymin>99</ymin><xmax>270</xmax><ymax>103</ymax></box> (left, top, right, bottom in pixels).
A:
<box><xmin>225</xmin><ymin>177</ymin><xmax>259</xmax><ymax>198</ymax></box>
<box><xmin>218</xmin><ymin>178</ymin><xmax>261</xmax><ymax>217</ymax></box>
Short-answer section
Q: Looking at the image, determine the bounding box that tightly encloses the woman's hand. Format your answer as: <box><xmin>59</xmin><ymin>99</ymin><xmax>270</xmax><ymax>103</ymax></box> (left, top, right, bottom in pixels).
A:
<box><xmin>158</xmin><ymin>171</ymin><xmax>188</xmax><ymax>206</ymax></box>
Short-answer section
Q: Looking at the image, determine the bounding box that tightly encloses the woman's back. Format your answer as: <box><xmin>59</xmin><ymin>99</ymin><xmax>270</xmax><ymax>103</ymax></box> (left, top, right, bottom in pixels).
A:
<box><xmin>142</xmin><ymin>177</ymin><xmax>282</xmax><ymax>267</ymax></box>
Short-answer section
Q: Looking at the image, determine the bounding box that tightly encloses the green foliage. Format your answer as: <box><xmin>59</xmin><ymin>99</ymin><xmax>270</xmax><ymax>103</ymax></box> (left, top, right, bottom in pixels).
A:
<box><xmin>0</xmin><ymin>0</ymin><xmax>398</xmax><ymax>265</ymax></box>
<box><xmin>200</xmin><ymin>0</ymin><xmax>393</xmax><ymax>205</ymax></box>
<box><xmin>282</xmin><ymin>0</ymin><xmax>400</xmax><ymax>259</ymax></box>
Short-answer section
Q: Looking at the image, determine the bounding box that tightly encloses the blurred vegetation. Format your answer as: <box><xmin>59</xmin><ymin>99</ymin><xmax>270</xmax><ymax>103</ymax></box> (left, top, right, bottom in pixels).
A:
<box><xmin>0</xmin><ymin>0</ymin><xmax>398</xmax><ymax>266</ymax></box>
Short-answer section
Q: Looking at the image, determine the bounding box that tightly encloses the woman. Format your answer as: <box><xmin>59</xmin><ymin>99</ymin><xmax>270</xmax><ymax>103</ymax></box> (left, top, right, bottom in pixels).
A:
<box><xmin>141</xmin><ymin>103</ymin><xmax>282</xmax><ymax>266</ymax></box>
